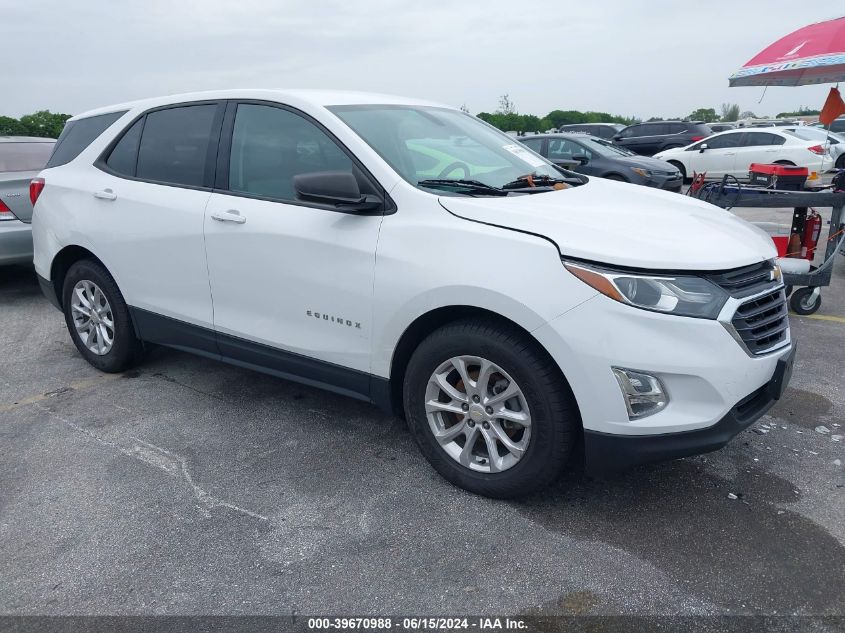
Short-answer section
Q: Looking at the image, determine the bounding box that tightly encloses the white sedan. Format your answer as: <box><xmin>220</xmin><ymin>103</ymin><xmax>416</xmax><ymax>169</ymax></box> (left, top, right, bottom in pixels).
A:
<box><xmin>654</xmin><ymin>128</ymin><xmax>833</xmax><ymax>180</ymax></box>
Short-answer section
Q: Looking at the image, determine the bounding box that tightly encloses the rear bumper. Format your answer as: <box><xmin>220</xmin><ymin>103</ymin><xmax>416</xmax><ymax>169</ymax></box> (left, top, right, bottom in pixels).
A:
<box><xmin>584</xmin><ymin>344</ymin><xmax>796</xmax><ymax>476</ymax></box>
<box><xmin>37</xmin><ymin>272</ymin><xmax>61</xmax><ymax>310</ymax></box>
<box><xmin>0</xmin><ymin>220</ymin><xmax>33</xmax><ymax>265</ymax></box>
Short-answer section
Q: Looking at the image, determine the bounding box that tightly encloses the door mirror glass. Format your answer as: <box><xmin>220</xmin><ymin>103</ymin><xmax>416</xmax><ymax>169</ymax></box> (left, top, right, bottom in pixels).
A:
<box><xmin>294</xmin><ymin>171</ymin><xmax>382</xmax><ymax>213</ymax></box>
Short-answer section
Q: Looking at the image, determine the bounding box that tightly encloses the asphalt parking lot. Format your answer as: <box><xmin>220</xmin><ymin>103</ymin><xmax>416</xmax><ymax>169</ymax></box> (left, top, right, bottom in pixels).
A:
<box><xmin>1</xmin><ymin>207</ymin><xmax>844</xmax><ymax>622</ymax></box>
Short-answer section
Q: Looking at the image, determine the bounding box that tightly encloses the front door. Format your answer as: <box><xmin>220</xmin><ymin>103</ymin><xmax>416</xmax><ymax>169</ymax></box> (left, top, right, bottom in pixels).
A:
<box><xmin>686</xmin><ymin>132</ymin><xmax>743</xmax><ymax>178</ymax></box>
<box><xmin>204</xmin><ymin>102</ymin><xmax>385</xmax><ymax>385</ymax></box>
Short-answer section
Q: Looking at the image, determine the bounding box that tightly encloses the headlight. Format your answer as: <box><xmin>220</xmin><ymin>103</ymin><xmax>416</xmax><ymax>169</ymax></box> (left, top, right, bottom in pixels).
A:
<box><xmin>564</xmin><ymin>261</ymin><xmax>729</xmax><ymax>319</ymax></box>
<box><xmin>631</xmin><ymin>167</ymin><xmax>653</xmax><ymax>178</ymax></box>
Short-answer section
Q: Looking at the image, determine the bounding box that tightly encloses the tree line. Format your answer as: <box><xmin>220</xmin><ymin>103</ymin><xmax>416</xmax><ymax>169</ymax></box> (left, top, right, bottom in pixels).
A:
<box><xmin>0</xmin><ymin>111</ymin><xmax>72</xmax><ymax>138</ymax></box>
<box><xmin>470</xmin><ymin>95</ymin><xmax>806</xmax><ymax>133</ymax></box>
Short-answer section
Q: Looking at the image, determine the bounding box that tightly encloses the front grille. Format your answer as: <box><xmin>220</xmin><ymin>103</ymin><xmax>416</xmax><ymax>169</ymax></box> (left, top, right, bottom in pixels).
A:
<box><xmin>731</xmin><ymin>287</ymin><xmax>789</xmax><ymax>354</ymax></box>
<box><xmin>707</xmin><ymin>260</ymin><xmax>777</xmax><ymax>298</ymax></box>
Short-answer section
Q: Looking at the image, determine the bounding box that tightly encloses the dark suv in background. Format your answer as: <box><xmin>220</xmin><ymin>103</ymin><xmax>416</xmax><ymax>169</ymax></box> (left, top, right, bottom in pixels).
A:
<box><xmin>613</xmin><ymin>121</ymin><xmax>713</xmax><ymax>156</ymax></box>
<box><xmin>556</xmin><ymin>123</ymin><xmax>624</xmax><ymax>140</ymax></box>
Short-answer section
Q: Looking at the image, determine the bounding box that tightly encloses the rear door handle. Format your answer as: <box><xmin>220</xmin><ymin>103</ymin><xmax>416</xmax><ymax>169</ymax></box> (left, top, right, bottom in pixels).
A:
<box><xmin>93</xmin><ymin>188</ymin><xmax>117</xmax><ymax>201</ymax></box>
<box><xmin>210</xmin><ymin>209</ymin><xmax>246</xmax><ymax>224</ymax></box>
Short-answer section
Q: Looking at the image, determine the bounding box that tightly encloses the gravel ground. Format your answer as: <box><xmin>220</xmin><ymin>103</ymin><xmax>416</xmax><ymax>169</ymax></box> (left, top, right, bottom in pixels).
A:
<box><xmin>1</xmin><ymin>207</ymin><xmax>843</xmax><ymax>626</ymax></box>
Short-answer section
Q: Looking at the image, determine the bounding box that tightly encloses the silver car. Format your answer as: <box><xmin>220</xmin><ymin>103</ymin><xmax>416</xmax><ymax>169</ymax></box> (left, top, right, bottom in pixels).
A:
<box><xmin>1</xmin><ymin>136</ymin><xmax>55</xmax><ymax>265</ymax></box>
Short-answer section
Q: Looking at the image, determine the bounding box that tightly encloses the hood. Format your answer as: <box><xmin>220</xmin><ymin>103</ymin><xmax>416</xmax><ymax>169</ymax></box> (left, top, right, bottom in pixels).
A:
<box><xmin>439</xmin><ymin>178</ymin><xmax>776</xmax><ymax>271</ymax></box>
<box><xmin>613</xmin><ymin>155</ymin><xmax>681</xmax><ymax>171</ymax></box>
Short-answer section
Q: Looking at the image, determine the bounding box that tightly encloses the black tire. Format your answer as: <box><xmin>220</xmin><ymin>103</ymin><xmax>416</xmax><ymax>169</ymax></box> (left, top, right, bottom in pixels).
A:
<box><xmin>403</xmin><ymin>318</ymin><xmax>579</xmax><ymax>498</ymax></box>
<box><xmin>774</xmin><ymin>160</ymin><xmax>796</xmax><ymax>166</ymax></box>
<box><xmin>667</xmin><ymin>160</ymin><xmax>687</xmax><ymax>180</ymax></box>
<box><xmin>789</xmin><ymin>287</ymin><xmax>822</xmax><ymax>315</ymax></box>
<box><xmin>62</xmin><ymin>259</ymin><xmax>143</xmax><ymax>372</ymax></box>
<box><xmin>836</xmin><ymin>154</ymin><xmax>845</xmax><ymax>170</ymax></box>
<box><xmin>605</xmin><ymin>174</ymin><xmax>629</xmax><ymax>183</ymax></box>
<box><xmin>784</xmin><ymin>285</ymin><xmax>794</xmax><ymax>297</ymax></box>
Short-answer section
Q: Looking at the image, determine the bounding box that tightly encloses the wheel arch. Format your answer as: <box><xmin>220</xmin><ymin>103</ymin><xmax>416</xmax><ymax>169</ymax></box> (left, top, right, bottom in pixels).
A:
<box><xmin>667</xmin><ymin>159</ymin><xmax>687</xmax><ymax>178</ymax></box>
<box><xmin>49</xmin><ymin>245</ymin><xmax>108</xmax><ymax>309</ymax></box>
<box><xmin>385</xmin><ymin>305</ymin><xmax>579</xmax><ymax>423</ymax></box>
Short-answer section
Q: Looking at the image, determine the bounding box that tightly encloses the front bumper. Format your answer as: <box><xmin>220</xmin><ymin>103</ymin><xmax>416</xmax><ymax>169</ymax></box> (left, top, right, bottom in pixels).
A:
<box><xmin>648</xmin><ymin>174</ymin><xmax>684</xmax><ymax>192</ymax></box>
<box><xmin>532</xmin><ymin>292</ymin><xmax>795</xmax><ymax>470</ymax></box>
<box><xmin>0</xmin><ymin>219</ymin><xmax>33</xmax><ymax>266</ymax></box>
<box><xmin>584</xmin><ymin>343</ymin><xmax>795</xmax><ymax>475</ymax></box>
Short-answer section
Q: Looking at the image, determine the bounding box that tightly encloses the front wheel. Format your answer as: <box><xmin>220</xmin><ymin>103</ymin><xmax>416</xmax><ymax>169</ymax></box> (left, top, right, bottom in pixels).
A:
<box><xmin>62</xmin><ymin>259</ymin><xmax>143</xmax><ymax>372</ymax></box>
<box><xmin>403</xmin><ymin>319</ymin><xmax>579</xmax><ymax>498</ymax></box>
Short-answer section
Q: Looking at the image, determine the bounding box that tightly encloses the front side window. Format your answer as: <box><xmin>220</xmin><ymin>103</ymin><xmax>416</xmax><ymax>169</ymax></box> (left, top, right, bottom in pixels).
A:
<box><xmin>700</xmin><ymin>133</ymin><xmax>743</xmax><ymax>149</ymax></box>
<box><xmin>135</xmin><ymin>105</ymin><xmax>217</xmax><ymax>187</ymax></box>
<box><xmin>228</xmin><ymin>104</ymin><xmax>355</xmax><ymax>202</ymax></box>
<box><xmin>330</xmin><ymin>105</ymin><xmax>563</xmax><ymax>192</ymax></box>
<box><xmin>0</xmin><ymin>142</ymin><xmax>54</xmax><ymax>172</ymax></box>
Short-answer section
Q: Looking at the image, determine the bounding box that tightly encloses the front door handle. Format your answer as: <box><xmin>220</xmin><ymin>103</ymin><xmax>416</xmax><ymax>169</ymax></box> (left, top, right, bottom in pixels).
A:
<box><xmin>93</xmin><ymin>188</ymin><xmax>117</xmax><ymax>201</ymax></box>
<box><xmin>210</xmin><ymin>209</ymin><xmax>246</xmax><ymax>224</ymax></box>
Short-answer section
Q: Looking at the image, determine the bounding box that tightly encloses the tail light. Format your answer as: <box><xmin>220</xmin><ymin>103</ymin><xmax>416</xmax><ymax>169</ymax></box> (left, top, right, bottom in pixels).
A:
<box><xmin>0</xmin><ymin>199</ymin><xmax>14</xmax><ymax>221</ymax></box>
<box><xmin>807</xmin><ymin>144</ymin><xmax>826</xmax><ymax>155</ymax></box>
<box><xmin>690</xmin><ymin>136</ymin><xmax>706</xmax><ymax>142</ymax></box>
<box><xmin>29</xmin><ymin>177</ymin><xmax>45</xmax><ymax>206</ymax></box>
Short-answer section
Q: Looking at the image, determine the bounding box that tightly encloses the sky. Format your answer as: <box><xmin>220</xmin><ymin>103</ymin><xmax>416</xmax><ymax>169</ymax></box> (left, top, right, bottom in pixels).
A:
<box><xmin>3</xmin><ymin>0</ymin><xmax>842</xmax><ymax>120</ymax></box>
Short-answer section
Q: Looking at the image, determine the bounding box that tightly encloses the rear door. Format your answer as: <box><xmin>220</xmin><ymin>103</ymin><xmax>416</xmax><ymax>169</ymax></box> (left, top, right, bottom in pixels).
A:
<box><xmin>0</xmin><ymin>141</ymin><xmax>54</xmax><ymax>221</ymax></box>
<box><xmin>204</xmin><ymin>101</ymin><xmax>385</xmax><ymax>376</ymax></box>
<box><xmin>732</xmin><ymin>132</ymin><xmax>785</xmax><ymax>175</ymax></box>
<box><xmin>90</xmin><ymin>102</ymin><xmax>224</xmax><ymax>332</ymax></box>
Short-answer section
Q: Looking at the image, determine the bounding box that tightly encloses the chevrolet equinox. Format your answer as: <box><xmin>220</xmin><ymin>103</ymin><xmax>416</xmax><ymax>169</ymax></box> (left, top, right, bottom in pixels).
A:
<box><xmin>31</xmin><ymin>90</ymin><xmax>795</xmax><ymax>498</ymax></box>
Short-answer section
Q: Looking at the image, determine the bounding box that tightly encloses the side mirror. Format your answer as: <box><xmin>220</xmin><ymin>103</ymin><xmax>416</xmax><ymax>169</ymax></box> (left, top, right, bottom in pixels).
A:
<box><xmin>294</xmin><ymin>171</ymin><xmax>382</xmax><ymax>214</ymax></box>
<box><xmin>571</xmin><ymin>154</ymin><xmax>590</xmax><ymax>165</ymax></box>
<box><xmin>699</xmin><ymin>143</ymin><xmax>709</xmax><ymax>153</ymax></box>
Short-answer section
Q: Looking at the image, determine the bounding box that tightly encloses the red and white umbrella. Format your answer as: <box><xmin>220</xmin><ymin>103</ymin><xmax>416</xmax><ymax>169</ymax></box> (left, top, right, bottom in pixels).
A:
<box><xmin>729</xmin><ymin>15</ymin><xmax>845</xmax><ymax>87</ymax></box>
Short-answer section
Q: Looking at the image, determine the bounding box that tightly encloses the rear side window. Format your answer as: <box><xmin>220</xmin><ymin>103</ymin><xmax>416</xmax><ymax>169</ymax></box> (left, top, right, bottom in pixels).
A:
<box><xmin>0</xmin><ymin>142</ymin><xmax>54</xmax><ymax>172</ymax></box>
<box><xmin>45</xmin><ymin>111</ymin><xmax>126</xmax><ymax>168</ymax></box>
<box><xmin>520</xmin><ymin>137</ymin><xmax>544</xmax><ymax>152</ymax></box>
<box><xmin>105</xmin><ymin>118</ymin><xmax>144</xmax><ymax>176</ymax></box>
<box><xmin>742</xmin><ymin>132</ymin><xmax>785</xmax><ymax>147</ymax></box>
<box><xmin>136</xmin><ymin>105</ymin><xmax>218</xmax><ymax>187</ymax></box>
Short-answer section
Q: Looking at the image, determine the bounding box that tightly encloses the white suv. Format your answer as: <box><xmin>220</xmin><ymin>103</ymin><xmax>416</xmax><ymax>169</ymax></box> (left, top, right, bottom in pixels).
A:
<box><xmin>32</xmin><ymin>90</ymin><xmax>795</xmax><ymax>498</ymax></box>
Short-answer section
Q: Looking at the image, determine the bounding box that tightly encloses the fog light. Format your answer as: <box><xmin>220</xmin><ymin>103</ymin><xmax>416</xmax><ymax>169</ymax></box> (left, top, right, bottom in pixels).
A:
<box><xmin>611</xmin><ymin>368</ymin><xmax>668</xmax><ymax>419</ymax></box>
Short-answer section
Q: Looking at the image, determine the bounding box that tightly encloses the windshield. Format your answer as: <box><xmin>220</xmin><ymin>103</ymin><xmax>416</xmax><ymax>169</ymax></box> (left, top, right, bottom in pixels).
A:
<box><xmin>329</xmin><ymin>105</ymin><xmax>568</xmax><ymax>193</ymax></box>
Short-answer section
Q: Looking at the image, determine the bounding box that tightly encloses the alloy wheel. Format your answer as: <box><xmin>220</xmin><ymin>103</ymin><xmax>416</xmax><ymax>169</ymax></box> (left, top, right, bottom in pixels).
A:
<box><xmin>70</xmin><ymin>280</ymin><xmax>115</xmax><ymax>356</ymax></box>
<box><xmin>424</xmin><ymin>355</ymin><xmax>532</xmax><ymax>473</ymax></box>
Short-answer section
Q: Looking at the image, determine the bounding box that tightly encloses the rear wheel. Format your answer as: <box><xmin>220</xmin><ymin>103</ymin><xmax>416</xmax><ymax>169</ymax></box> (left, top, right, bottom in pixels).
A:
<box><xmin>774</xmin><ymin>160</ymin><xmax>796</xmax><ymax>166</ymax></box>
<box><xmin>62</xmin><ymin>260</ymin><xmax>143</xmax><ymax>373</ymax></box>
<box><xmin>403</xmin><ymin>319</ymin><xmax>578</xmax><ymax>498</ymax></box>
<box><xmin>605</xmin><ymin>174</ymin><xmax>629</xmax><ymax>183</ymax></box>
<box><xmin>836</xmin><ymin>154</ymin><xmax>845</xmax><ymax>169</ymax></box>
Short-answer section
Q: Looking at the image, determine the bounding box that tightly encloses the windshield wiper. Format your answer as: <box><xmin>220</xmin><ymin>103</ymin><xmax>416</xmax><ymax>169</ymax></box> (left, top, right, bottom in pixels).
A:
<box><xmin>417</xmin><ymin>179</ymin><xmax>509</xmax><ymax>196</ymax></box>
<box><xmin>500</xmin><ymin>173</ymin><xmax>572</xmax><ymax>191</ymax></box>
